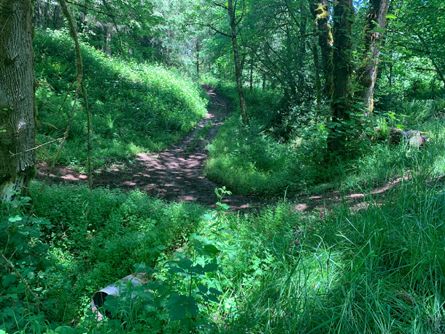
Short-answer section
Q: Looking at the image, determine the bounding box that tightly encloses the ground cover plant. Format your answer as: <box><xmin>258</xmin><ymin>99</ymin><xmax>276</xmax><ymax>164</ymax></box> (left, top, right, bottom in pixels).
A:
<box><xmin>206</xmin><ymin>83</ymin><xmax>445</xmax><ymax>197</ymax></box>
<box><xmin>0</xmin><ymin>183</ymin><xmax>205</xmax><ymax>333</ymax></box>
<box><xmin>3</xmin><ymin>168</ymin><xmax>445</xmax><ymax>333</ymax></box>
<box><xmin>2</xmin><ymin>0</ymin><xmax>445</xmax><ymax>333</ymax></box>
<box><xmin>35</xmin><ymin>30</ymin><xmax>207</xmax><ymax>171</ymax></box>
<box><xmin>205</xmin><ymin>84</ymin><xmax>327</xmax><ymax>196</ymax></box>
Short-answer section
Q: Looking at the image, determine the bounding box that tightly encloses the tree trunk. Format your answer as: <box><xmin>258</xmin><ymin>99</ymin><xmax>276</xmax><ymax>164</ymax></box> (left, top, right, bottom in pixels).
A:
<box><xmin>327</xmin><ymin>0</ymin><xmax>353</xmax><ymax>153</ymax></box>
<box><xmin>52</xmin><ymin>3</ymin><xmax>64</xmax><ymax>29</ymax></box>
<box><xmin>227</xmin><ymin>0</ymin><xmax>249</xmax><ymax>125</ymax></box>
<box><xmin>249</xmin><ymin>56</ymin><xmax>254</xmax><ymax>91</ymax></box>
<box><xmin>311</xmin><ymin>30</ymin><xmax>322</xmax><ymax>108</ymax></box>
<box><xmin>314</xmin><ymin>0</ymin><xmax>333</xmax><ymax>97</ymax></box>
<box><xmin>262</xmin><ymin>72</ymin><xmax>266</xmax><ymax>91</ymax></box>
<box><xmin>358</xmin><ymin>0</ymin><xmax>389</xmax><ymax>114</ymax></box>
<box><xmin>196</xmin><ymin>40</ymin><xmax>200</xmax><ymax>80</ymax></box>
<box><xmin>309</xmin><ymin>0</ymin><xmax>328</xmax><ymax>104</ymax></box>
<box><xmin>296</xmin><ymin>1</ymin><xmax>307</xmax><ymax>99</ymax></box>
<box><xmin>58</xmin><ymin>0</ymin><xmax>93</xmax><ymax>189</ymax></box>
<box><xmin>0</xmin><ymin>0</ymin><xmax>36</xmax><ymax>202</ymax></box>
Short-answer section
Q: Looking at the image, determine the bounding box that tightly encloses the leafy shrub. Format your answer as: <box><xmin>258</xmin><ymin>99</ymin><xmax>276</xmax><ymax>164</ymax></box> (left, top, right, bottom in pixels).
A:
<box><xmin>205</xmin><ymin>84</ymin><xmax>328</xmax><ymax>196</ymax></box>
<box><xmin>0</xmin><ymin>197</ymin><xmax>52</xmax><ymax>333</ymax></box>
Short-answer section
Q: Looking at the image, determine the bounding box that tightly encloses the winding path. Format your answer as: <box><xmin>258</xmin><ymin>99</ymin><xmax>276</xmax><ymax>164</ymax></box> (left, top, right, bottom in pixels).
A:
<box><xmin>38</xmin><ymin>86</ymin><xmax>260</xmax><ymax>210</ymax></box>
<box><xmin>38</xmin><ymin>86</ymin><xmax>409</xmax><ymax>212</ymax></box>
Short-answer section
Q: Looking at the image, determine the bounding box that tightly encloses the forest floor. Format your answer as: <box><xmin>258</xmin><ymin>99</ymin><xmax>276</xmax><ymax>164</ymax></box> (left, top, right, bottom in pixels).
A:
<box><xmin>37</xmin><ymin>86</ymin><xmax>260</xmax><ymax>210</ymax></box>
<box><xmin>37</xmin><ymin>86</ymin><xmax>404</xmax><ymax>212</ymax></box>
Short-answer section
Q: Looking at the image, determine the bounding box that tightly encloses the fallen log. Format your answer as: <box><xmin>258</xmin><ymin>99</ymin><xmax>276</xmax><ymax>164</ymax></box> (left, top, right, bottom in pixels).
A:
<box><xmin>385</xmin><ymin>128</ymin><xmax>429</xmax><ymax>148</ymax></box>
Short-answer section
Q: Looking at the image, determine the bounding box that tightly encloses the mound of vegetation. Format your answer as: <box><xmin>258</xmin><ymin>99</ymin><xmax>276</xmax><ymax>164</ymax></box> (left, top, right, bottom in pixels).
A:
<box><xmin>206</xmin><ymin>84</ymin><xmax>445</xmax><ymax>197</ymax></box>
<box><xmin>35</xmin><ymin>30</ymin><xmax>207</xmax><ymax>170</ymax></box>
<box><xmin>0</xmin><ymin>183</ymin><xmax>205</xmax><ymax>332</ymax></box>
<box><xmin>205</xmin><ymin>85</ymin><xmax>326</xmax><ymax>196</ymax></box>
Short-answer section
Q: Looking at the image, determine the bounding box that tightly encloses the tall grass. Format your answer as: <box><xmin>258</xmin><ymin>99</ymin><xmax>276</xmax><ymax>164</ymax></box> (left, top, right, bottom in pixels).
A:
<box><xmin>201</xmin><ymin>175</ymin><xmax>445</xmax><ymax>333</ymax></box>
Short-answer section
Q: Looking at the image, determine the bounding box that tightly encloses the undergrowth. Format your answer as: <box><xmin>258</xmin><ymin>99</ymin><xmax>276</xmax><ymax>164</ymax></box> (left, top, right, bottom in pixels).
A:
<box><xmin>0</xmin><ymin>183</ymin><xmax>205</xmax><ymax>333</ymax></box>
<box><xmin>205</xmin><ymin>84</ymin><xmax>325</xmax><ymax>196</ymax></box>
<box><xmin>35</xmin><ymin>30</ymin><xmax>207</xmax><ymax>171</ymax></box>
<box><xmin>206</xmin><ymin>84</ymin><xmax>445</xmax><ymax>197</ymax></box>
<box><xmin>3</xmin><ymin>171</ymin><xmax>445</xmax><ymax>333</ymax></box>
<box><xmin>207</xmin><ymin>175</ymin><xmax>445</xmax><ymax>333</ymax></box>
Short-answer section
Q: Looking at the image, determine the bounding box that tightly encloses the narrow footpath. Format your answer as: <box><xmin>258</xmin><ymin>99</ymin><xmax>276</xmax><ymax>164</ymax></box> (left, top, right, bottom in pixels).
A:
<box><xmin>38</xmin><ymin>86</ymin><xmax>409</xmax><ymax>212</ymax></box>
<box><xmin>38</xmin><ymin>86</ymin><xmax>260</xmax><ymax>210</ymax></box>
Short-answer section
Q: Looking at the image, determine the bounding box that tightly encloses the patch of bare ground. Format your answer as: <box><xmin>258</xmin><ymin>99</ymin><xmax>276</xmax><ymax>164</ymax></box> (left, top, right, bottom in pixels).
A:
<box><xmin>37</xmin><ymin>86</ymin><xmax>414</xmax><ymax>212</ymax></box>
<box><xmin>37</xmin><ymin>86</ymin><xmax>260</xmax><ymax>210</ymax></box>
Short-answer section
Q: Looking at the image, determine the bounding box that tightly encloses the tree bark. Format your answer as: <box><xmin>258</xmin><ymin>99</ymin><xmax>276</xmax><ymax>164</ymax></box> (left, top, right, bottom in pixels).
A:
<box><xmin>196</xmin><ymin>39</ymin><xmax>200</xmax><ymax>80</ymax></box>
<box><xmin>310</xmin><ymin>28</ymin><xmax>322</xmax><ymax>108</ymax></box>
<box><xmin>0</xmin><ymin>0</ymin><xmax>36</xmax><ymax>202</ymax></box>
<box><xmin>327</xmin><ymin>0</ymin><xmax>353</xmax><ymax>153</ymax></box>
<box><xmin>249</xmin><ymin>56</ymin><xmax>254</xmax><ymax>91</ymax></box>
<box><xmin>314</xmin><ymin>0</ymin><xmax>333</xmax><ymax>97</ymax></box>
<box><xmin>296</xmin><ymin>1</ymin><xmax>307</xmax><ymax>99</ymax></box>
<box><xmin>358</xmin><ymin>0</ymin><xmax>389</xmax><ymax>114</ymax></box>
<box><xmin>227</xmin><ymin>0</ymin><xmax>249</xmax><ymax>125</ymax></box>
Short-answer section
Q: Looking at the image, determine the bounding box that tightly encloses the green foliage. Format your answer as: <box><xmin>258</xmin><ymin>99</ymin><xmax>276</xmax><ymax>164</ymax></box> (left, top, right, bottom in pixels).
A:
<box><xmin>0</xmin><ymin>197</ymin><xmax>52</xmax><ymax>333</ymax></box>
<box><xmin>208</xmin><ymin>177</ymin><xmax>445</xmax><ymax>333</ymax></box>
<box><xmin>205</xmin><ymin>85</ymin><xmax>326</xmax><ymax>196</ymax></box>
<box><xmin>1</xmin><ymin>183</ymin><xmax>205</xmax><ymax>333</ymax></box>
<box><xmin>35</xmin><ymin>30</ymin><xmax>207</xmax><ymax>170</ymax></box>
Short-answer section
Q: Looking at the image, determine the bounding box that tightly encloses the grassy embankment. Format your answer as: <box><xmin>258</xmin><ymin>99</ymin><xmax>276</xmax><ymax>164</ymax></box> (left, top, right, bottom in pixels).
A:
<box><xmin>35</xmin><ymin>30</ymin><xmax>207</xmax><ymax>171</ymax></box>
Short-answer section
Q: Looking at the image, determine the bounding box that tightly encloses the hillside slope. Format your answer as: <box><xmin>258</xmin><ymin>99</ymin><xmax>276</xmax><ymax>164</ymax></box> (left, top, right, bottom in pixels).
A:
<box><xmin>35</xmin><ymin>30</ymin><xmax>207</xmax><ymax>170</ymax></box>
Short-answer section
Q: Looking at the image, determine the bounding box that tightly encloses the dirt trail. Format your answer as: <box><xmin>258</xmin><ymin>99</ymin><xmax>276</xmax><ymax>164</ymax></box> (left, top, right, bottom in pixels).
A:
<box><xmin>38</xmin><ymin>86</ymin><xmax>408</xmax><ymax>212</ymax></box>
<box><xmin>38</xmin><ymin>86</ymin><xmax>260</xmax><ymax>210</ymax></box>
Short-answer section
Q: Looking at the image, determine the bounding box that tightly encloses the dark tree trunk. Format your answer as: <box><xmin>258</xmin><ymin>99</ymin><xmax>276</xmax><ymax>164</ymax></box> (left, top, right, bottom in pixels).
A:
<box><xmin>196</xmin><ymin>40</ymin><xmax>201</xmax><ymax>80</ymax></box>
<box><xmin>52</xmin><ymin>3</ymin><xmax>64</xmax><ymax>29</ymax></box>
<box><xmin>0</xmin><ymin>0</ymin><xmax>36</xmax><ymax>201</ymax></box>
<box><xmin>311</xmin><ymin>32</ymin><xmax>322</xmax><ymax>108</ymax></box>
<box><xmin>249</xmin><ymin>56</ymin><xmax>254</xmax><ymax>91</ymax></box>
<box><xmin>262</xmin><ymin>72</ymin><xmax>266</xmax><ymax>91</ymax></box>
<box><xmin>358</xmin><ymin>0</ymin><xmax>389</xmax><ymax>114</ymax></box>
<box><xmin>314</xmin><ymin>0</ymin><xmax>333</xmax><ymax>96</ymax></box>
<box><xmin>327</xmin><ymin>0</ymin><xmax>353</xmax><ymax>153</ymax></box>
<box><xmin>296</xmin><ymin>1</ymin><xmax>307</xmax><ymax>99</ymax></box>
<box><xmin>227</xmin><ymin>0</ymin><xmax>249</xmax><ymax>125</ymax></box>
<box><xmin>308</xmin><ymin>0</ymin><xmax>322</xmax><ymax>107</ymax></box>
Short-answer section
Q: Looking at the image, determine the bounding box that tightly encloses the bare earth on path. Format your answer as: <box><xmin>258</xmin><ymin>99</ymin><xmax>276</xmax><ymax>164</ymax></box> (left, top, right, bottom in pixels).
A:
<box><xmin>37</xmin><ymin>86</ymin><xmax>412</xmax><ymax>212</ymax></box>
<box><xmin>38</xmin><ymin>86</ymin><xmax>259</xmax><ymax>210</ymax></box>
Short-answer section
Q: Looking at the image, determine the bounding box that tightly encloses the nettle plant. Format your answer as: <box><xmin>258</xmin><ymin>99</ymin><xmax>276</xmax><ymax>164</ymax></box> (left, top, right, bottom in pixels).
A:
<box><xmin>95</xmin><ymin>236</ymin><xmax>222</xmax><ymax>332</ymax></box>
<box><xmin>0</xmin><ymin>197</ymin><xmax>52</xmax><ymax>333</ymax></box>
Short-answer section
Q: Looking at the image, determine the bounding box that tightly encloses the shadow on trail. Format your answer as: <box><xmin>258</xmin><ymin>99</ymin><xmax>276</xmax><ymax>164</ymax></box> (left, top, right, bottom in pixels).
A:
<box><xmin>37</xmin><ymin>86</ymin><xmax>261</xmax><ymax>210</ymax></box>
<box><xmin>37</xmin><ymin>86</ymin><xmax>411</xmax><ymax>212</ymax></box>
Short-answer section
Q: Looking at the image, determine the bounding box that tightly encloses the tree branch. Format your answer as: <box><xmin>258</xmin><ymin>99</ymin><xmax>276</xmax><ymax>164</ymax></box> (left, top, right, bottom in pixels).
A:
<box><xmin>206</xmin><ymin>24</ymin><xmax>231</xmax><ymax>37</ymax></box>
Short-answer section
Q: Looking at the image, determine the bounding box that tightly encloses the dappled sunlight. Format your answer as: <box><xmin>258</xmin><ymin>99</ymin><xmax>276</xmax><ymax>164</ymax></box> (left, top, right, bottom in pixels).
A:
<box><xmin>3</xmin><ymin>0</ymin><xmax>445</xmax><ymax>331</ymax></box>
<box><xmin>37</xmin><ymin>88</ymin><xmax>264</xmax><ymax>211</ymax></box>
